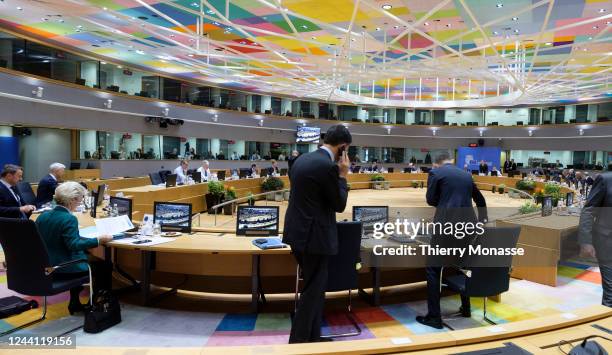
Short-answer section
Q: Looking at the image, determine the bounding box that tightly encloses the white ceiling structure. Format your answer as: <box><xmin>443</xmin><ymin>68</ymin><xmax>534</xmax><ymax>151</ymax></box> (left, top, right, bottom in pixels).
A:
<box><xmin>0</xmin><ymin>0</ymin><xmax>610</xmax><ymax>107</ymax></box>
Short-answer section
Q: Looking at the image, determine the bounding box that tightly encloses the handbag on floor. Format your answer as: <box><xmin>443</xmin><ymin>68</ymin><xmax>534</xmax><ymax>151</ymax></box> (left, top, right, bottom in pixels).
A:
<box><xmin>83</xmin><ymin>290</ymin><xmax>121</xmax><ymax>333</ymax></box>
<box><xmin>0</xmin><ymin>296</ymin><xmax>38</xmax><ymax>319</ymax></box>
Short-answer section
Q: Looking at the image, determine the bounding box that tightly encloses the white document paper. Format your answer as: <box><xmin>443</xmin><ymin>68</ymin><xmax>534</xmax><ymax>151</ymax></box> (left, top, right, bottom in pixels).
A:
<box><xmin>94</xmin><ymin>215</ymin><xmax>134</xmax><ymax>236</ymax></box>
<box><xmin>486</xmin><ymin>326</ymin><xmax>506</xmax><ymax>333</ymax></box>
<box><xmin>390</xmin><ymin>337</ymin><xmax>412</xmax><ymax>345</ymax></box>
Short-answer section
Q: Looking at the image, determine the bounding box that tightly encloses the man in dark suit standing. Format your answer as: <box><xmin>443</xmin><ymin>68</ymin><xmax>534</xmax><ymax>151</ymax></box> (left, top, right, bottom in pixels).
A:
<box><xmin>417</xmin><ymin>152</ymin><xmax>488</xmax><ymax>329</ymax></box>
<box><xmin>283</xmin><ymin>125</ymin><xmax>351</xmax><ymax>343</ymax></box>
<box><xmin>503</xmin><ymin>160</ymin><xmax>511</xmax><ymax>174</ymax></box>
<box><xmin>0</xmin><ymin>164</ymin><xmax>36</xmax><ymax>219</ymax></box>
<box><xmin>287</xmin><ymin>150</ymin><xmax>300</xmax><ymax>172</ymax></box>
<box><xmin>36</xmin><ymin>162</ymin><xmax>65</xmax><ymax>207</ymax></box>
<box><xmin>579</xmin><ymin>172</ymin><xmax>612</xmax><ymax>307</ymax></box>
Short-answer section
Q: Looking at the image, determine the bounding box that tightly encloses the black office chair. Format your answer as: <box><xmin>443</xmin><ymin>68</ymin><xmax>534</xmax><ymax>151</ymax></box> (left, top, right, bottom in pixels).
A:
<box><xmin>280</xmin><ymin>168</ymin><xmax>288</xmax><ymax>176</ymax></box>
<box><xmin>441</xmin><ymin>226</ymin><xmax>521</xmax><ymax>329</ymax></box>
<box><xmin>149</xmin><ymin>172</ymin><xmax>163</xmax><ymax>185</ymax></box>
<box><xmin>294</xmin><ymin>221</ymin><xmax>362</xmax><ymax>339</ymax></box>
<box><xmin>0</xmin><ymin>218</ymin><xmax>93</xmax><ymax>336</ymax></box>
<box><xmin>17</xmin><ymin>182</ymin><xmax>37</xmax><ymax>206</ymax></box>
<box><xmin>387</xmin><ymin>167</ymin><xmax>394</xmax><ymax>173</ymax></box>
<box><xmin>158</xmin><ymin>170</ymin><xmax>172</xmax><ymax>183</ymax></box>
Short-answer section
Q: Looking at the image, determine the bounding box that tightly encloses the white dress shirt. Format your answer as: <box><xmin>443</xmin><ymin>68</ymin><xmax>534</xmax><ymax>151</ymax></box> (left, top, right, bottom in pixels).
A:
<box><xmin>174</xmin><ymin>166</ymin><xmax>188</xmax><ymax>184</ymax></box>
<box><xmin>196</xmin><ymin>166</ymin><xmax>211</xmax><ymax>181</ymax></box>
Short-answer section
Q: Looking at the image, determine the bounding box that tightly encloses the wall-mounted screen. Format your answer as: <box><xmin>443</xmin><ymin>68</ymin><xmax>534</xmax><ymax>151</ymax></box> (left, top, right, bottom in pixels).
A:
<box><xmin>296</xmin><ymin>126</ymin><xmax>321</xmax><ymax>143</ymax></box>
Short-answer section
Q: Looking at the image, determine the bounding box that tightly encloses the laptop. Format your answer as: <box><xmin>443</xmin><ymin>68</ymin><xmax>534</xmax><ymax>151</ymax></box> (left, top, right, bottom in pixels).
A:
<box><xmin>165</xmin><ymin>174</ymin><xmax>177</xmax><ymax>188</ymax></box>
<box><xmin>191</xmin><ymin>171</ymin><xmax>202</xmax><ymax>183</ymax></box>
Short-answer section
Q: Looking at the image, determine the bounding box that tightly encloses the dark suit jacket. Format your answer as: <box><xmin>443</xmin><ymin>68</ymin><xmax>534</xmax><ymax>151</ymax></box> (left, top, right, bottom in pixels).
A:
<box><xmin>426</xmin><ymin>164</ymin><xmax>487</xmax><ymax>266</ymax></box>
<box><xmin>282</xmin><ymin>149</ymin><xmax>348</xmax><ymax>255</ymax></box>
<box><xmin>288</xmin><ymin>155</ymin><xmax>299</xmax><ymax>171</ymax></box>
<box><xmin>579</xmin><ymin>172</ymin><xmax>612</xmax><ymax>263</ymax></box>
<box><xmin>268</xmin><ymin>166</ymin><xmax>280</xmax><ymax>175</ymax></box>
<box><xmin>0</xmin><ymin>181</ymin><xmax>27</xmax><ymax>219</ymax></box>
<box><xmin>36</xmin><ymin>206</ymin><xmax>99</xmax><ymax>273</ymax></box>
<box><xmin>479</xmin><ymin>163</ymin><xmax>489</xmax><ymax>174</ymax></box>
<box><xmin>426</xmin><ymin>163</ymin><xmax>487</xmax><ymax>224</ymax></box>
<box><xmin>36</xmin><ymin>174</ymin><xmax>58</xmax><ymax>207</ymax></box>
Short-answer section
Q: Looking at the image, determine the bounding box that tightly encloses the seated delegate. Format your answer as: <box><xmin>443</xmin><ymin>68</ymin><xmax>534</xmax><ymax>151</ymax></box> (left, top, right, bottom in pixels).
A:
<box><xmin>35</xmin><ymin>181</ymin><xmax>113</xmax><ymax>314</ymax></box>
<box><xmin>197</xmin><ymin>160</ymin><xmax>211</xmax><ymax>181</ymax></box>
<box><xmin>0</xmin><ymin>164</ymin><xmax>35</xmax><ymax>219</ymax></box>
<box><xmin>174</xmin><ymin>160</ymin><xmax>189</xmax><ymax>184</ymax></box>
<box><xmin>36</xmin><ymin>162</ymin><xmax>65</xmax><ymax>207</ymax></box>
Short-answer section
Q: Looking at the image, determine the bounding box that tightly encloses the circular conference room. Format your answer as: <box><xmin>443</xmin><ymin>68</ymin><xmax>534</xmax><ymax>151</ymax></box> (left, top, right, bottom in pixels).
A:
<box><xmin>0</xmin><ymin>0</ymin><xmax>611</xmax><ymax>353</ymax></box>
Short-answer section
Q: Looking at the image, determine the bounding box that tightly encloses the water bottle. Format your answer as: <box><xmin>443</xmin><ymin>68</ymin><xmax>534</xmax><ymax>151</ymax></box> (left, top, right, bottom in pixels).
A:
<box><xmin>111</xmin><ymin>203</ymin><xmax>118</xmax><ymax>217</ymax></box>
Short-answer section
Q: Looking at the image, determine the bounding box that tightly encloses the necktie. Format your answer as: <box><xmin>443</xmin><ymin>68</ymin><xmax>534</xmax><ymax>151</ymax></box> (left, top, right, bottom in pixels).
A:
<box><xmin>10</xmin><ymin>186</ymin><xmax>27</xmax><ymax>219</ymax></box>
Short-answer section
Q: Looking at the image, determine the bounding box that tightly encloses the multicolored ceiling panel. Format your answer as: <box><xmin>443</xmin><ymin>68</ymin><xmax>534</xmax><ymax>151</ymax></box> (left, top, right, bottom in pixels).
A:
<box><xmin>0</xmin><ymin>0</ymin><xmax>609</xmax><ymax>105</ymax></box>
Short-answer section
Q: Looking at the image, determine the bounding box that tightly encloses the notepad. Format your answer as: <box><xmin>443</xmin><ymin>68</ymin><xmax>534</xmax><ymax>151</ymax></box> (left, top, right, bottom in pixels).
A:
<box><xmin>390</xmin><ymin>337</ymin><xmax>412</xmax><ymax>345</ymax></box>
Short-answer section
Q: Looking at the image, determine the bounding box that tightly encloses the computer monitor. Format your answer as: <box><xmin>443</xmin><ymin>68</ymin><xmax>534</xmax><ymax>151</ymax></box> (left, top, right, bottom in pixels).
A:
<box><xmin>70</xmin><ymin>162</ymin><xmax>81</xmax><ymax>170</ymax></box>
<box><xmin>352</xmin><ymin>206</ymin><xmax>389</xmax><ymax>238</ymax></box>
<box><xmin>217</xmin><ymin>170</ymin><xmax>226</xmax><ymax>181</ymax></box>
<box><xmin>236</xmin><ymin>206</ymin><xmax>279</xmax><ymax>236</ymax></box>
<box><xmin>239</xmin><ymin>169</ymin><xmax>249</xmax><ymax>179</ymax></box>
<box><xmin>109</xmin><ymin>196</ymin><xmax>133</xmax><ymax>221</ymax></box>
<box><xmin>153</xmin><ymin>202</ymin><xmax>192</xmax><ymax>233</ymax></box>
<box><xmin>165</xmin><ymin>174</ymin><xmax>177</xmax><ymax>188</ymax></box>
<box><xmin>191</xmin><ymin>171</ymin><xmax>202</xmax><ymax>183</ymax></box>
<box><xmin>89</xmin><ymin>184</ymin><xmax>106</xmax><ymax>218</ymax></box>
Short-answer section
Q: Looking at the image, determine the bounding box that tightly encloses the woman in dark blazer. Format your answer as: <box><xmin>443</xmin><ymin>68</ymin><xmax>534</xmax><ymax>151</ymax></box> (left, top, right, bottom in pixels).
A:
<box><xmin>35</xmin><ymin>181</ymin><xmax>113</xmax><ymax>314</ymax></box>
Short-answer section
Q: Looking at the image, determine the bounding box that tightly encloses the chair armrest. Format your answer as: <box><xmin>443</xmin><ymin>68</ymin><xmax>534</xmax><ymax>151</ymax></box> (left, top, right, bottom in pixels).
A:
<box><xmin>44</xmin><ymin>258</ymin><xmax>88</xmax><ymax>275</ymax></box>
<box><xmin>444</xmin><ymin>264</ymin><xmax>472</xmax><ymax>278</ymax></box>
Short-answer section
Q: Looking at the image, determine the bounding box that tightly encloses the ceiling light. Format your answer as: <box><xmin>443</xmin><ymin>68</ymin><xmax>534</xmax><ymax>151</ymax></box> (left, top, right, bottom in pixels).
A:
<box><xmin>162</xmin><ymin>108</ymin><xmax>169</xmax><ymax>117</ymax></box>
<box><xmin>258</xmin><ymin>119</ymin><xmax>264</xmax><ymax>127</ymax></box>
<box><xmin>599</xmin><ymin>9</ymin><xmax>606</xmax><ymax>13</ymax></box>
<box><xmin>212</xmin><ymin>114</ymin><xmax>218</xmax><ymax>122</ymax></box>
<box><xmin>512</xmin><ymin>17</ymin><xmax>518</xmax><ymax>21</ymax></box>
<box><xmin>16</xmin><ymin>6</ymin><xmax>22</xmax><ymax>10</ymax></box>
<box><xmin>479</xmin><ymin>130</ymin><xmax>484</xmax><ymax>137</ymax></box>
<box><xmin>528</xmin><ymin>130</ymin><xmax>533</xmax><ymax>137</ymax></box>
<box><xmin>136</xmin><ymin>50</ymin><xmax>145</xmax><ymax>55</ymax></box>
<box><xmin>424</xmin><ymin>22</ymin><xmax>430</xmax><ymax>26</ymax></box>
<box><xmin>375</xmin><ymin>27</ymin><xmax>381</xmax><ymax>31</ymax></box>
<box><xmin>493</xmin><ymin>31</ymin><xmax>499</xmax><ymax>35</ymax></box>
<box><xmin>101</xmin><ymin>61</ymin><xmax>106</xmax><ymax>64</ymax></box>
<box><xmin>386</xmin><ymin>128</ymin><xmax>391</xmax><ymax>135</ymax></box>
<box><xmin>579</xmin><ymin>128</ymin><xmax>584</xmax><ymax>135</ymax></box>
<box><xmin>514</xmin><ymin>29</ymin><xmax>519</xmax><ymax>33</ymax></box>
<box><xmin>117</xmin><ymin>65</ymin><xmax>122</xmax><ymax>69</ymax></box>
<box><xmin>311</xmin><ymin>36</ymin><xmax>316</xmax><ymax>39</ymax></box>
<box><xmin>42</xmin><ymin>18</ymin><xmax>48</xmax><ymax>21</ymax></box>
<box><xmin>432</xmin><ymin>129</ymin><xmax>437</xmax><ymax>136</ymax></box>
<box><xmin>496</xmin><ymin>3</ymin><xmax>503</xmax><ymax>8</ymax></box>
<box><xmin>382</xmin><ymin>4</ymin><xmax>392</xmax><ymax>10</ymax></box>
<box><xmin>103</xmin><ymin>7</ymin><xmax>107</xmax><ymax>10</ymax></box>
<box><xmin>187</xmin><ymin>54</ymin><xmax>194</xmax><ymax>57</ymax></box>
<box><xmin>446</xmin><ymin>24</ymin><xmax>451</xmax><ymax>28</ymax></box>
<box><xmin>583</xmin><ymin>48</ymin><xmax>588</xmax><ymax>51</ymax></box>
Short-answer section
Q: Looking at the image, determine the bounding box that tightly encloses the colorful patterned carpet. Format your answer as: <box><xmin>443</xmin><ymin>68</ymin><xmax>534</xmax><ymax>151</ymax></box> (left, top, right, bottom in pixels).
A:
<box><xmin>0</xmin><ymin>262</ymin><xmax>602</xmax><ymax>347</ymax></box>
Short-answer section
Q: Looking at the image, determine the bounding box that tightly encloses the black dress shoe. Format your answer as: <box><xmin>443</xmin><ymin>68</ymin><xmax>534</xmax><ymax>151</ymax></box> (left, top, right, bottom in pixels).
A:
<box><xmin>459</xmin><ymin>306</ymin><xmax>471</xmax><ymax>318</ymax></box>
<box><xmin>68</xmin><ymin>302</ymin><xmax>86</xmax><ymax>315</ymax></box>
<box><xmin>416</xmin><ymin>315</ymin><xmax>443</xmax><ymax>329</ymax></box>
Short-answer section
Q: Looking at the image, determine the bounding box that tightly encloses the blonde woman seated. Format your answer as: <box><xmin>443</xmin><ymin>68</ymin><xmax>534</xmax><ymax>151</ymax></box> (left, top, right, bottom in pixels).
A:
<box><xmin>35</xmin><ymin>181</ymin><xmax>113</xmax><ymax>314</ymax></box>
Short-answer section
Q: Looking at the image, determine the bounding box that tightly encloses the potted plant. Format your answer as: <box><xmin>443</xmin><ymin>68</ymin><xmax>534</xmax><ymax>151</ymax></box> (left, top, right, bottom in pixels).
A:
<box><xmin>206</xmin><ymin>180</ymin><xmax>225</xmax><ymax>214</ymax></box>
<box><xmin>515</xmin><ymin>180</ymin><xmax>536</xmax><ymax>193</ymax></box>
<box><xmin>283</xmin><ymin>189</ymin><xmax>290</xmax><ymax>201</ymax></box>
<box><xmin>261</xmin><ymin>176</ymin><xmax>284</xmax><ymax>201</ymax></box>
<box><xmin>498</xmin><ymin>184</ymin><xmax>506</xmax><ymax>194</ymax></box>
<box><xmin>247</xmin><ymin>192</ymin><xmax>255</xmax><ymax>206</ymax></box>
<box><xmin>371</xmin><ymin>174</ymin><xmax>385</xmax><ymax>190</ymax></box>
<box><xmin>519</xmin><ymin>201</ymin><xmax>540</xmax><ymax>214</ymax></box>
<box><xmin>223</xmin><ymin>186</ymin><xmax>237</xmax><ymax>215</ymax></box>
<box><xmin>411</xmin><ymin>181</ymin><xmax>419</xmax><ymax>188</ymax></box>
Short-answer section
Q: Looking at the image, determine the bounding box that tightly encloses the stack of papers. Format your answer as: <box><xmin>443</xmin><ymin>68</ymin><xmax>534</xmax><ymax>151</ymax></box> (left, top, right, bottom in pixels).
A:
<box><xmin>79</xmin><ymin>215</ymin><xmax>134</xmax><ymax>238</ymax></box>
